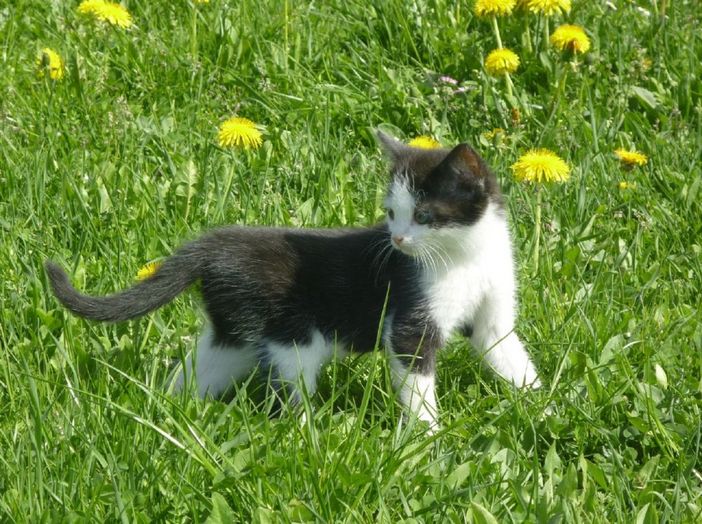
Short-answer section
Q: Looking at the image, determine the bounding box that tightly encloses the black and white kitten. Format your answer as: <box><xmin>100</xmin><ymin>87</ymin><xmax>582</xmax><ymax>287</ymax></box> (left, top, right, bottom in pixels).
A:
<box><xmin>46</xmin><ymin>132</ymin><xmax>540</xmax><ymax>431</ymax></box>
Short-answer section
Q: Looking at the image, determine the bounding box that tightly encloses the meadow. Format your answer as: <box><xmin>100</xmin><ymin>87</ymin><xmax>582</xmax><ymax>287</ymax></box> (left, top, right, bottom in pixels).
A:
<box><xmin>1</xmin><ymin>0</ymin><xmax>701</xmax><ymax>521</ymax></box>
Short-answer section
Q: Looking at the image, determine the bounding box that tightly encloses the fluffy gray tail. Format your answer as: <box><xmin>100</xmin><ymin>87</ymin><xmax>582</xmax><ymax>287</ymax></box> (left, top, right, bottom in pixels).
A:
<box><xmin>45</xmin><ymin>254</ymin><xmax>199</xmax><ymax>322</ymax></box>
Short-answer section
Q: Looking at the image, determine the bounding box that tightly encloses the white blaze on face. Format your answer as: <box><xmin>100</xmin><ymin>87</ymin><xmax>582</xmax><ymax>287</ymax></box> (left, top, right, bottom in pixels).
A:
<box><xmin>385</xmin><ymin>177</ymin><xmax>427</xmax><ymax>255</ymax></box>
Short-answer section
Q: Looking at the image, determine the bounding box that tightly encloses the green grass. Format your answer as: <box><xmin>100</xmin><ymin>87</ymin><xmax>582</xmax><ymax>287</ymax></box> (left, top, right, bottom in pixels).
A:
<box><xmin>2</xmin><ymin>0</ymin><xmax>701</xmax><ymax>521</ymax></box>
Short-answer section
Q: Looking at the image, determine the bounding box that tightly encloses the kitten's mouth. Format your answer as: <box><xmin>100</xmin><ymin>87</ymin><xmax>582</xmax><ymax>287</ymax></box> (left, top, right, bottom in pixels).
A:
<box><xmin>391</xmin><ymin>240</ymin><xmax>418</xmax><ymax>256</ymax></box>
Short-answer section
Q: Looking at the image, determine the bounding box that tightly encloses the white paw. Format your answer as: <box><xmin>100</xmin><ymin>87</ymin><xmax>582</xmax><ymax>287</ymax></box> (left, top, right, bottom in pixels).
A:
<box><xmin>513</xmin><ymin>362</ymin><xmax>540</xmax><ymax>389</ymax></box>
<box><xmin>524</xmin><ymin>375</ymin><xmax>542</xmax><ymax>389</ymax></box>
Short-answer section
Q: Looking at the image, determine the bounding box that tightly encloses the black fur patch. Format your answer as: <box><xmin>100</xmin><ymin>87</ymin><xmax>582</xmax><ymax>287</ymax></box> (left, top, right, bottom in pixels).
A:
<box><xmin>194</xmin><ymin>226</ymin><xmax>432</xmax><ymax>355</ymax></box>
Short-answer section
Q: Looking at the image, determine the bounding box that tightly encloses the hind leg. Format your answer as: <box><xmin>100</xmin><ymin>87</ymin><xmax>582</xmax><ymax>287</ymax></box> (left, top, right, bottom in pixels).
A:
<box><xmin>173</xmin><ymin>329</ymin><xmax>258</xmax><ymax>398</ymax></box>
<box><xmin>263</xmin><ymin>331</ymin><xmax>340</xmax><ymax>406</ymax></box>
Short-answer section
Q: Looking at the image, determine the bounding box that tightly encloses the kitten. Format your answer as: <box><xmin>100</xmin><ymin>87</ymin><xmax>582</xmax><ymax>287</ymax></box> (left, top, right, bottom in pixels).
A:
<box><xmin>45</xmin><ymin>132</ymin><xmax>540</xmax><ymax>432</ymax></box>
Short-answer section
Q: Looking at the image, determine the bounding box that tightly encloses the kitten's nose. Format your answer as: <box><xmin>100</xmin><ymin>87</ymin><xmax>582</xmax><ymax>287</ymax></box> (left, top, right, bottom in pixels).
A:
<box><xmin>392</xmin><ymin>236</ymin><xmax>405</xmax><ymax>245</ymax></box>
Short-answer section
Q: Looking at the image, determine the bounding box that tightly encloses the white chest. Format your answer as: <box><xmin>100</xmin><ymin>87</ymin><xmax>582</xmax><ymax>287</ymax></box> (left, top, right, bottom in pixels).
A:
<box><xmin>423</xmin><ymin>262</ymin><xmax>491</xmax><ymax>339</ymax></box>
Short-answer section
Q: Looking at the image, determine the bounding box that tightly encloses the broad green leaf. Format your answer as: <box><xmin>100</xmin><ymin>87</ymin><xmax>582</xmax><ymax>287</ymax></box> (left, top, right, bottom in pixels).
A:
<box><xmin>635</xmin><ymin>502</ymin><xmax>659</xmax><ymax>524</ymax></box>
<box><xmin>470</xmin><ymin>502</ymin><xmax>499</xmax><ymax>524</ymax></box>
<box><xmin>205</xmin><ymin>493</ymin><xmax>236</xmax><ymax>524</ymax></box>
<box><xmin>446</xmin><ymin>462</ymin><xmax>471</xmax><ymax>490</ymax></box>
<box><xmin>630</xmin><ymin>86</ymin><xmax>660</xmax><ymax>111</ymax></box>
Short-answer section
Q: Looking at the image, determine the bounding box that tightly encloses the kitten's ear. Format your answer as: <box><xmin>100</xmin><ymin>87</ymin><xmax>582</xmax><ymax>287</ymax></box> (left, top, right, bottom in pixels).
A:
<box><xmin>376</xmin><ymin>131</ymin><xmax>410</xmax><ymax>162</ymax></box>
<box><xmin>440</xmin><ymin>143</ymin><xmax>487</xmax><ymax>177</ymax></box>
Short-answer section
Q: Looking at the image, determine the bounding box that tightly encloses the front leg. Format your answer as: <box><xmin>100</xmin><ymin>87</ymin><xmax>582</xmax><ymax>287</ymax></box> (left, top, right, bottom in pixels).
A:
<box><xmin>469</xmin><ymin>291</ymin><xmax>540</xmax><ymax>388</ymax></box>
<box><xmin>385</xmin><ymin>318</ymin><xmax>443</xmax><ymax>432</ymax></box>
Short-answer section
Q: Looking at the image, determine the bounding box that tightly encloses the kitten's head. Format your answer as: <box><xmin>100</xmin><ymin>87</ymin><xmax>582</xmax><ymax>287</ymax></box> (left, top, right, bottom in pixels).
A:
<box><xmin>377</xmin><ymin>131</ymin><xmax>503</xmax><ymax>260</ymax></box>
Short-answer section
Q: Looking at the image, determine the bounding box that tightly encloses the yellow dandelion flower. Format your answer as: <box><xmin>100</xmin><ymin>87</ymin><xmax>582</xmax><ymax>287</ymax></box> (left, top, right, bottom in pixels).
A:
<box><xmin>474</xmin><ymin>0</ymin><xmax>516</xmax><ymax>17</ymax></box>
<box><xmin>482</xmin><ymin>128</ymin><xmax>505</xmax><ymax>140</ymax></box>
<box><xmin>618</xmin><ymin>181</ymin><xmax>635</xmax><ymax>190</ymax></box>
<box><xmin>524</xmin><ymin>0</ymin><xmax>571</xmax><ymax>16</ymax></box>
<box><xmin>194</xmin><ymin>0</ymin><xmax>210</xmax><ymax>3</ymax></box>
<box><xmin>77</xmin><ymin>0</ymin><xmax>133</xmax><ymax>29</ymax></box>
<box><xmin>614</xmin><ymin>148</ymin><xmax>648</xmax><ymax>168</ymax></box>
<box><xmin>218</xmin><ymin>117</ymin><xmax>263</xmax><ymax>149</ymax></box>
<box><xmin>511</xmin><ymin>149</ymin><xmax>570</xmax><ymax>183</ymax></box>
<box><xmin>485</xmin><ymin>48</ymin><xmax>520</xmax><ymax>76</ymax></box>
<box><xmin>408</xmin><ymin>136</ymin><xmax>441</xmax><ymax>149</ymax></box>
<box><xmin>36</xmin><ymin>48</ymin><xmax>65</xmax><ymax>81</ymax></box>
<box><xmin>550</xmin><ymin>24</ymin><xmax>591</xmax><ymax>54</ymax></box>
<box><xmin>136</xmin><ymin>261</ymin><xmax>161</xmax><ymax>281</ymax></box>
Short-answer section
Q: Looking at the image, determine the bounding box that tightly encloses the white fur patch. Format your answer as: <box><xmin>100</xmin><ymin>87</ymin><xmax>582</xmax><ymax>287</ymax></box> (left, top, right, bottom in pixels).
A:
<box><xmin>420</xmin><ymin>203</ymin><xmax>516</xmax><ymax>339</ymax></box>
<box><xmin>385</xmin><ymin>177</ymin><xmax>415</xmax><ymax>229</ymax></box>
<box><xmin>416</xmin><ymin>203</ymin><xmax>540</xmax><ymax>387</ymax></box>
<box><xmin>173</xmin><ymin>328</ymin><xmax>259</xmax><ymax>398</ymax></box>
<box><xmin>264</xmin><ymin>330</ymin><xmax>347</xmax><ymax>402</ymax></box>
<box><xmin>384</xmin><ymin>177</ymin><xmax>429</xmax><ymax>255</ymax></box>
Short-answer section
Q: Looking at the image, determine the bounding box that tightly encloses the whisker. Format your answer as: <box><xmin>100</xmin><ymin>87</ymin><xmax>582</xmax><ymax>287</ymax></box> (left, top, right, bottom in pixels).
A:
<box><xmin>431</xmin><ymin>245</ymin><xmax>445</xmax><ymax>274</ymax></box>
<box><xmin>368</xmin><ymin>235</ymin><xmax>391</xmax><ymax>269</ymax></box>
<box><xmin>420</xmin><ymin>243</ymin><xmax>439</xmax><ymax>275</ymax></box>
<box><xmin>429</xmin><ymin>241</ymin><xmax>451</xmax><ymax>273</ymax></box>
<box><xmin>371</xmin><ymin>241</ymin><xmax>394</xmax><ymax>286</ymax></box>
<box><xmin>420</xmin><ymin>245</ymin><xmax>438</xmax><ymax>275</ymax></box>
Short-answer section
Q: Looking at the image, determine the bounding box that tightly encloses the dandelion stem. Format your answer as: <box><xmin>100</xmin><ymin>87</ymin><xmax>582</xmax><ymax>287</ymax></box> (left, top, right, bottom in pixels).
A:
<box><xmin>489</xmin><ymin>81</ymin><xmax>510</xmax><ymax>130</ymax></box>
<box><xmin>543</xmin><ymin>17</ymin><xmax>550</xmax><ymax>51</ymax></box>
<box><xmin>190</xmin><ymin>6</ymin><xmax>198</xmax><ymax>57</ymax></box>
<box><xmin>491</xmin><ymin>15</ymin><xmax>503</xmax><ymax>49</ymax></box>
<box><xmin>532</xmin><ymin>186</ymin><xmax>543</xmax><ymax>276</ymax></box>
<box><xmin>218</xmin><ymin>163</ymin><xmax>236</xmax><ymax>221</ymax></box>
<box><xmin>523</xmin><ymin>21</ymin><xmax>533</xmax><ymax>53</ymax></box>
<box><xmin>284</xmin><ymin>0</ymin><xmax>290</xmax><ymax>74</ymax></box>
<box><xmin>537</xmin><ymin>66</ymin><xmax>568</xmax><ymax>143</ymax></box>
<box><xmin>504</xmin><ymin>72</ymin><xmax>514</xmax><ymax>99</ymax></box>
<box><xmin>557</xmin><ymin>66</ymin><xmax>569</xmax><ymax>105</ymax></box>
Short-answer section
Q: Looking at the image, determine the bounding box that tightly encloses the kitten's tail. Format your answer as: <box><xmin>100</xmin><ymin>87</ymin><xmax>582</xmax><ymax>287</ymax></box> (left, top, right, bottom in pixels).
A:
<box><xmin>45</xmin><ymin>252</ymin><xmax>200</xmax><ymax>322</ymax></box>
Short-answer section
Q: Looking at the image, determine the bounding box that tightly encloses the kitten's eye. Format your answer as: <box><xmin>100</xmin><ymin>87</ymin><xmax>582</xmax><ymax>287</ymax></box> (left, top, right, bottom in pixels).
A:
<box><xmin>387</xmin><ymin>209</ymin><xmax>395</xmax><ymax>220</ymax></box>
<box><xmin>414</xmin><ymin>209</ymin><xmax>432</xmax><ymax>225</ymax></box>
